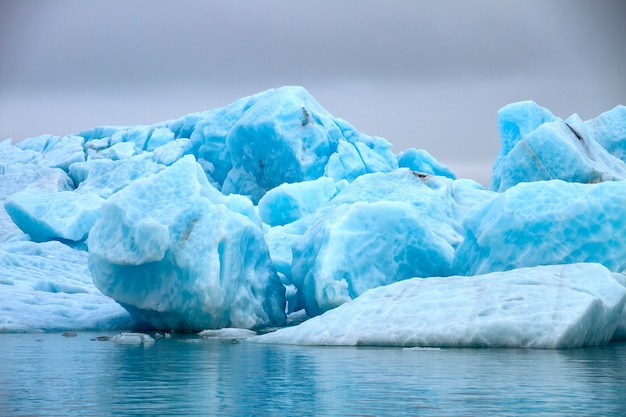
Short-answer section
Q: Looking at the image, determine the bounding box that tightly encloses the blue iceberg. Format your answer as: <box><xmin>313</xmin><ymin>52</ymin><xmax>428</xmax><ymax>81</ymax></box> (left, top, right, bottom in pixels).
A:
<box><xmin>490</xmin><ymin>101</ymin><xmax>626</xmax><ymax>191</ymax></box>
<box><xmin>88</xmin><ymin>155</ymin><xmax>286</xmax><ymax>331</ymax></box>
<box><xmin>1</xmin><ymin>86</ymin><xmax>625</xmax><ymax>347</ymax></box>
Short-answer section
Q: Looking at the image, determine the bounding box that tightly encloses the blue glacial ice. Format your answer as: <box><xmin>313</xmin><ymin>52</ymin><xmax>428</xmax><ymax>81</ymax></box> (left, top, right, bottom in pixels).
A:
<box><xmin>454</xmin><ymin>179</ymin><xmax>626</xmax><ymax>276</ymax></box>
<box><xmin>88</xmin><ymin>155</ymin><xmax>286</xmax><ymax>331</ymax></box>
<box><xmin>287</xmin><ymin>170</ymin><xmax>493</xmax><ymax>316</ymax></box>
<box><xmin>1</xmin><ymin>86</ymin><xmax>626</xmax><ymax>346</ymax></box>
<box><xmin>490</xmin><ymin>101</ymin><xmax>626</xmax><ymax>192</ymax></box>
<box><xmin>6</xmin><ymin>190</ymin><xmax>104</xmax><ymax>243</ymax></box>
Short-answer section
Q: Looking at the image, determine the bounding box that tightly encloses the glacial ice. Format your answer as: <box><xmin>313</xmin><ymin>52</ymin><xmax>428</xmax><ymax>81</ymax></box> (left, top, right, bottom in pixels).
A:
<box><xmin>289</xmin><ymin>170</ymin><xmax>494</xmax><ymax>316</ymax></box>
<box><xmin>1</xmin><ymin>86</ymin><xmax>625</xmax><ymax>347</ymax></box>
<box><xmin>490</xmin><ymin>101</ymin><xmax>626</xmax><ymax>192</ymax></box>
<box><xmin>454</xmin><ymin>179</ymin><xmax>626</xmax><ymax>275</ymax></box>
<box><xmin>257</xmin><ymin>177</ymin><xmax>342</xmax><ymax>227</ymax></box>
<box><xmin>87</xmin><ymin>155</ymin><xmax>286</xmax><ymax>331</ymax></box>
<box><xmin>5</xmin><ymin>190</ymin><xmax>104</xmax><ymax>242</ymax></box>
<box><xmin>251</xmin><ymin>264</ymin><xmax>626</xmax><ymax>348</ymax></box>
<box><xmin>0</xmin><ymin>240</ymin><xmax>132</xmax><ymax>332</ymax></box>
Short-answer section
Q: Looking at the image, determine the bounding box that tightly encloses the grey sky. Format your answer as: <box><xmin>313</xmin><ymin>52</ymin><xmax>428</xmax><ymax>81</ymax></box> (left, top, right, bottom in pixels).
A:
<box><xmin>1</xmin><ymin>1</ymin><xmax>624</xmax><ymax>185</ymax></box>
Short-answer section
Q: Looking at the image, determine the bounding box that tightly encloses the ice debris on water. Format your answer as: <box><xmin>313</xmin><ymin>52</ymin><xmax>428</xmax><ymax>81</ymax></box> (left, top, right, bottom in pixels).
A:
<box><xmin>198</xmin><ymin>328</ymin><xmax>257</xmax><ymax>339</ymax></box>
<box><xmin>110</xmin><ymin>332</ymin><xmax>155</xmax><ymax>345</ymax></box>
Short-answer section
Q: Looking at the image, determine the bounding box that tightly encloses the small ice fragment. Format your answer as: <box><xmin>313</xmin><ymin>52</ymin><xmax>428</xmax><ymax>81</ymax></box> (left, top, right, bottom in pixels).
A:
<box><xmin>110</xmin><ymin>332</ymin><xmax>155</xmax><ymax>345</ymax></box>
<box><xmin>198</xmin><ymin>328</ymin><xmax>257</xmax><ymax>339</ymax></box>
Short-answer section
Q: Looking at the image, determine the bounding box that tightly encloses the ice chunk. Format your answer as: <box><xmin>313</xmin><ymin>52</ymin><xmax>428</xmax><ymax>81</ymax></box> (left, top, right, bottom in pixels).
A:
<box><xmin>1</xmin><ymin>138</ymin><xmax>38</xmax><ymax>165</ymax></box>
<box><xmin>455</xmin><ymin>180</ymin><xmax>626</xmax><ymax>275</ymax></box>
<box><xmin>251</xmin><ymin>263</ymin><xmax>626</xmax><ymax>348</ymax></box>
<box><xmin>5</xmin><ymin>190</ymin><xmax>104</xmax><ymax>242</ymax></box>
<box><xmin>289</xmin><ymin>170</ymin><xmax>495</xmax><ymax>316</ymax></box>
<box><xmin>199</xmin><ymin>328</ymin><xmax>257</xmax><ymax>339</ymax></box>
<box><xmin>88</xmin><ymin>155</ymin><xmax>286</xmax><ymax>331</ymax></box>
<box><xmin>0</xmin><ymin>165</ymin><xmax>74</xmax><ymax>243</ymax></box>
<box><xmin>585</xmin><ymin>105</ymin><xmax>626</xmax><ymax>162</ymax></box>
<box><xmin>220</xmin><ymin>86</ymin><xmax>397</xmax><ymax>201</ymax></box>
<box><xmin>9</xmin><ymin>133</ymin><xmax>85</xmax><ymax>171</ymax></box>
<box><xmin>492</xmin><ymin>100</ymin><xmax>557</xmax><ymax>174</ymax></box>
<box><xmin>221</xmin><ymin>86</ymin><xmax>343</xmax><ymax>201</ymax></box>
<box><xmin>324</xmin><ymin>139</ymin><xmax>367</xmax><ymax>182</ymax></box>
<box><xmin>102</xmin><ymin>141</ymin><xmax>137</xmax><ymax>160</ymax></box>
<box><xmin>490</xmin><ymin>102</ymin><xmax>626</xmax><ymax>191</ymax></box>
<box><xmin>257</xmin><ymin>177</ymin><xmax>339</xmax><ymax>226</ymax></box>
<box><xmin>292</xmin><ymin>201</ymin><xmax>458</xmax><ymax>316</ymax></box>
<box><xmin>397</xmin><ymin>148</ymin><xmax>456</xmax><ymax>179</ymax></box>
<box><xmin>145</xmin><ymin>127</ymin><xmax>175</xmax><ymax>152</ymax></box>
<box><xmin>110</xmin><ymin>332</ymin><xmax>155</xmax><ymax>345</ymax></box>
<box><xmin>69</xmin><ymin>155</ymin><xmax>164</xmax><ymax>198</ymax></box>
<box><xmin>152</xmin><ymin>138</ymin><xmax>192</xmax><ymax>166</ymax></box>
<box><xmin>0</xmin><ymin>240</ymin><xmax>133</xmax><ymax>332</ymax></box>
<box><xmin>39</xmin><ymin>135</ymin><xmax>86</xmax><ymax>171</ymax></box>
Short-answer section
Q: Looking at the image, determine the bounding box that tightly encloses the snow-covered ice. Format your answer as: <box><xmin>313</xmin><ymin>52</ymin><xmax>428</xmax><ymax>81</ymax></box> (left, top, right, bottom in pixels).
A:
<box><xmin>251</xmin><ymin>264</ymin><xmax>626</xmax><ymax>348</ymax></box>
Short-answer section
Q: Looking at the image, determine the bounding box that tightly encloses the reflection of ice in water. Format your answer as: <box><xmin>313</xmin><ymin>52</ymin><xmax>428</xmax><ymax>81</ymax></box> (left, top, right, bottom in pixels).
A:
<box><xmin>2</xmin><ymin>333</ymin><xmax>626</xmax><ymax>416</ymax></box>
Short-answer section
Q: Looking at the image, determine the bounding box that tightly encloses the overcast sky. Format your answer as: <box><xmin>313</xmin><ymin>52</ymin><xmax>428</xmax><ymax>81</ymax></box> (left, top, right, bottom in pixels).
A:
<box><xmin>1</xmin><ymin>1</ymin><xmax>624</xmax><ymax>185</ymax></box>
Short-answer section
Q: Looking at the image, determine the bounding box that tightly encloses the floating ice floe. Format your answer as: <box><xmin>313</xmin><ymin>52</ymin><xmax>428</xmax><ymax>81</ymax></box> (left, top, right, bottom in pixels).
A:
<box><xmin>199</xmin><ymin>328</ymin><xmax>257</xmax><ymax>339</ymax></box>
<box><xmin>110</xmin><ymin>332</ymin><xmax>155</xmax><ymax>345</ymax></box>
<box><xmin>250</xmin><ymin>263</ymin><xmax>626</xmax><ymax>348</ymax></box>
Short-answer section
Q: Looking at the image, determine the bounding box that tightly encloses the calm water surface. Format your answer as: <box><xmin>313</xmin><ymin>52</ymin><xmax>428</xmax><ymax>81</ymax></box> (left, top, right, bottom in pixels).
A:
<box><xmin>1</xmin><ymin>332</ymin><xmax>625</xmax><ymax>416</ymax></box>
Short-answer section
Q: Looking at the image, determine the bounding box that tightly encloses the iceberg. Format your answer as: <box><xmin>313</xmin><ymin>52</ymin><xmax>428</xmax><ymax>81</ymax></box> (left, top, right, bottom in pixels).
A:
<box><xmin>490</xmin><ymin>101</ymin><xmax>626</xmax><ymax>191</ymax></box>
<box><xmin>88</xmin><ymin>155</ymin><xmax>286</xmax><ymax>331</ymax></box>
<box><xmin>251</xmin><ymin>263</ymin><xmax>626</xmax><ymax>348</ymax></box>
<box><xmin>1</xmin><ymin>86</ymin><xmax>625</xmax><ymax>348</ymax></box>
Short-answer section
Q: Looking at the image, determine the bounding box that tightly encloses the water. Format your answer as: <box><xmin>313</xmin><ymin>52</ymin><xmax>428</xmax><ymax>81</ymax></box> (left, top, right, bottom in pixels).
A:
<box><xmin>1</xmin><ymin>333</ymin><xmax>625</xmax><ymax>416</ymax></box>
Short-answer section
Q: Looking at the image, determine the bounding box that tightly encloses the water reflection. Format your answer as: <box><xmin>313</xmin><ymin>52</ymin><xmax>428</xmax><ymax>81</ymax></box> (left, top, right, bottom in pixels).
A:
<box><xmin>1</xmin><ymin>333</ymin><xmax>625</xmax><ymax>416</ymax></box>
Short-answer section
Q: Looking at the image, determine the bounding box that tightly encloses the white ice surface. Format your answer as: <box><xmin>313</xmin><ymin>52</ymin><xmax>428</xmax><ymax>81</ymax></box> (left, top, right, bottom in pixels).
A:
<box><xmin>0</xmin><ymin>240</ymin><xmax>133</xmax><ymax>332</ymax></box>
<box><xmin>251</xmin><ymin>263</ymin><xmax>626</xmax><ymax>348</ymax></box>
